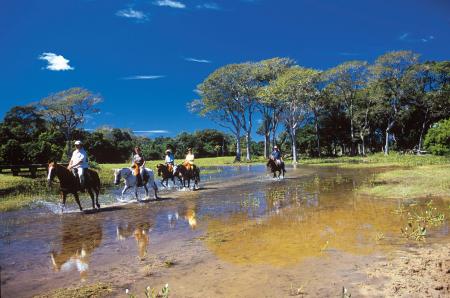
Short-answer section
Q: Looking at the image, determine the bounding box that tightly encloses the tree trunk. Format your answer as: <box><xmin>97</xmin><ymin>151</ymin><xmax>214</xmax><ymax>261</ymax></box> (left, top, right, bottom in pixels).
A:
<box><xmin>264</xmin><ymin>133</ymin><xmax>270</xmax><ymax>159</ymax></box>
<box><xmin>291</xmin><ymin>128</ymin><xmax>297</xmax><ymax>164</ymax></box>
<box><xmin>245</xmin><ymin>131</ymin><xmax>251</xmax><ymax>161</ymax></box>
<box><xmin>235</xmin><ymin>135</ymin><xmax>241</xmax><ymax>162</ymax></box>
<box><xmin>314</xmin><ymin>118</ymin><xmax>320</xmax><ymax>157</ymax></box>
<box><xmin>384</xmin><ymin>129</ymin><xmax>389</xmax><ymax>155</ymax></box>
<box><xmin>360</xmin><ymin>132</ymin><xmax>366</xmax><ymax>156</ymax></box>
<box><xmin>418</xmin><ymin>109</ymin><xmax>428</xmax><ymax>153</ymax></box>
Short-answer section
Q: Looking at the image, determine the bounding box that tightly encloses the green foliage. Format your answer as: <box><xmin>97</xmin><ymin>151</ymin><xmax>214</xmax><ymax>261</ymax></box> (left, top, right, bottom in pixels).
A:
<box><xmin>424</xmin><ymin>118</ymin><xmax>450</xmax><ymax>155</ymax></box>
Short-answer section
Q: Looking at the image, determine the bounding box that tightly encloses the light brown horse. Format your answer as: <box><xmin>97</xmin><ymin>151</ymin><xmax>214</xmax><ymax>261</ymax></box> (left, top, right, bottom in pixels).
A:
<box><xmin>47</xmin><ymin>161</ymin><xmax>101</xmax><ymax>211</ymax></box>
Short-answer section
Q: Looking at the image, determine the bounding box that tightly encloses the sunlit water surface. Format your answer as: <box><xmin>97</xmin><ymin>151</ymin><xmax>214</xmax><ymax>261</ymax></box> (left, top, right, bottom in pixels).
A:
<box><xmin>1</xmin><ymin>165</ymin><xmax>449</xmax><ymax>297</ymax></box>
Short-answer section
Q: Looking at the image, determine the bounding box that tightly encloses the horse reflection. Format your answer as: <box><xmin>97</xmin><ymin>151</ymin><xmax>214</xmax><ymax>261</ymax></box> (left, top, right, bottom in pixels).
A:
<box><xmin>50</xmin><ymin>217</ymin><xmax>103</xmax><ymax>280</ymax></box>
<box><xmin>116</xmin><ymin>222</ymin><xmax>152</xmax><ymax>260</ymax></box>
<box><xmin>167</xmin><ymin>201</ymin><xmax>198</xmax><ymax>230</ymax></box>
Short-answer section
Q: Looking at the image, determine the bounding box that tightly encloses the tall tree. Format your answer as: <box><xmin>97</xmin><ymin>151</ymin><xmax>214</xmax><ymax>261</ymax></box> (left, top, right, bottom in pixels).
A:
<box><xmin>323</xmin><ymin>61</ymin><xmax>369</xmax><ymax>155</ymax></box>
<box><xmin>267</xmin><ymin>67</ymin><xmax>320</xmax><ymax>163</ymax></box>
<box><xmin>254</xmin><ymin>58</ymin><xmax>294</xmax><ymax>157</ymax></box>
<box><xmin>370</xmin><ymin>51</ymin><xmax>419</xmax><ymax>155</ymax></box>
<box><xmin>38</xmin><ymin>87</ymin><xmax>102</xmax><ymax>156</ymax></box>
<box><xmin>189</xmin><ymin>63</ymin><xmax>257</xmax><ymax>161</ymax></box>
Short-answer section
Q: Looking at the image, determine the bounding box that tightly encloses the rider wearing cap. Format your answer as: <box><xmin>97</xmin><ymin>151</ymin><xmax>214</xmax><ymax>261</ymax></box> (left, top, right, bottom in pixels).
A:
<box><xmin>67</xmin><ymin>140</ymin><xmax>89</xmax><ymax>190</ymax></box>
<box><xmin>270</xmin><ymin>145</ymin><xmax>282</xmax><ymax>165</ymax></box>
<box><xmin>164</xmin><ymin>149</ymin><xmax>175</xmax><ymax>173</ymax></box>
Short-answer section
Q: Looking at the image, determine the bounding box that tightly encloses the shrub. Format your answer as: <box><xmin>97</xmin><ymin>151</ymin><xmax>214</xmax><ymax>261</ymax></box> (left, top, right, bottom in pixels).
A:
<box><xmin>424</xmin><ymin>118</ymin><xmax>450</xmax><ymax>155</ymax></box>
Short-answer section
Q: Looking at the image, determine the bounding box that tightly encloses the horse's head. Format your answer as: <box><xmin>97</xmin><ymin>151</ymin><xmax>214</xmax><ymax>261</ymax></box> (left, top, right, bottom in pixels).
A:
<box><xmin>266</xmin><ymin>159</ymin><xmax>273</xmax><ymax>168</ymax></box>
<box><xmin>113</xmin><ymin>169</ymin><xmax>121</xmax><ymax>185</ymax></box>
<box><xmin>47</xmin><ymin>161</ymin><xmax>57</xmax><ymax>185</ymax></box>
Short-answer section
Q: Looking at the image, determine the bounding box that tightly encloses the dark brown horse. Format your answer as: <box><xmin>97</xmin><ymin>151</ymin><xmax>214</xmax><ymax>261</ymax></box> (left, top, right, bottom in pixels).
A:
<box><xmin>47</xmin><ymin>161</ymin><xmax>101</xmax><ymax>211</ymax></box>
<box><xmin>174</xmin><ymin>164</ymin><xmax>200</xmax><ymax>189</ymax></box>
<box><xmin>156</xmin><ymin>164</ymin><xmax>182</xmax><ymax>188</ymax></box>
<box><xmin>267</xmin><ymin>159</ymin><xmax>286</xmax><ymax>178</ymax></box>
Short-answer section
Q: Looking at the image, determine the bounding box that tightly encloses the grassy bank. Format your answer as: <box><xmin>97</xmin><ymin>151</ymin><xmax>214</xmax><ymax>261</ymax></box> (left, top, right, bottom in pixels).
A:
<box><xmin>357</xmin><ymin>165</ymin><xmax>450</xmax><ymax>199</ymax></box>
<box><xmin>1</xmin><ymin>154</ymin><xmax>449</xmax><ymax>212</ymax></box>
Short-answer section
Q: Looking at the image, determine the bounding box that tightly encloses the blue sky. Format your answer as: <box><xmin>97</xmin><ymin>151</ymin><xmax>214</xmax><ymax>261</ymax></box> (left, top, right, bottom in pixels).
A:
<box><xmin>1</xmin><ymin>0</ymin><xmax>449</xmax><ymax>139</ymax></box>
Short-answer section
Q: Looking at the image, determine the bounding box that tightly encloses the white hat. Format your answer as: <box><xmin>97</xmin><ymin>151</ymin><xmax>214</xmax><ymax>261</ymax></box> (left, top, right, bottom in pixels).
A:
<box><xmin>74</xmin><ymin>140</ymin><xmax>82</xmax><ymax>145</ymax></box>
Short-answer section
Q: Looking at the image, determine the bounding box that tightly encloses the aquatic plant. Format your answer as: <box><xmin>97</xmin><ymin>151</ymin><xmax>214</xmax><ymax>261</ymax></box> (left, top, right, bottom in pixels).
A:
<box><xmin>126</xmin><ymin>284</ymin><xmax>170</xmax><ymax>298</ymax></box>
<box><xmin>400</xmin><ymin>200</ymin><xmax>445</xmax><ymax>241</ymax></box>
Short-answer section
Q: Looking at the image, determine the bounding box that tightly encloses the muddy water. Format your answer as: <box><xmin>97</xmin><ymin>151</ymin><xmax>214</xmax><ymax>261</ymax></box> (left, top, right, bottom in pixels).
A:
<box><xmin>1</xmin><ymin>165</ymin><xmax>449</xmax><ymax>297</ymax></box>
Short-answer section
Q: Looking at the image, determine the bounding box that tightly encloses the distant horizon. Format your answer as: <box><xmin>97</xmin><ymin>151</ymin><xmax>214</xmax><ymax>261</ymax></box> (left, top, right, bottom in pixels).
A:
<box><xmin>1</xmin><ymin>0</ymin><xmax>449</xmax><ymax>139</ymax></box>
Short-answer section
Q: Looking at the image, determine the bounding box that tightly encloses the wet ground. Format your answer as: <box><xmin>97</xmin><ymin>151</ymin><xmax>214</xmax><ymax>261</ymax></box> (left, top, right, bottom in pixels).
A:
<box><xmin>1</xmin><ymin>165</ymin><xmax>449</xmax><ymax>297</ymax></box>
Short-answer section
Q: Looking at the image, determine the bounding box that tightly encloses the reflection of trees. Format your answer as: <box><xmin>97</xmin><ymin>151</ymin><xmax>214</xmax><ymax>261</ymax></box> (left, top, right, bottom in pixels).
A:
<box><xmin>50</xmin><ymin>217</ymin><xmax>103</xmax><ymax>280</ymax></box>
<box><xmin>116</xmin><ymin>220</ymin><xmax>152</xmax><ymax>260</ymax></box>
<box><xmin>203</xmin><ymin>197</ymin><xmax>405</xmax><ymax>267</ymax></box>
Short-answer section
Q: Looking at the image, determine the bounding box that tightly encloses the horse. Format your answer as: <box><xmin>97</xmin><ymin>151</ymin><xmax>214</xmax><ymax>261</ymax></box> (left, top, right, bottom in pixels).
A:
<box><xmin>47</xmin><ymin>161</ymin><xmax>101</xmax><ymax>211</ymax></box>
<box><xmin>267</xmin><ymin>158</ymin><xmax>286</xmax><ymax>178</ymax></box>
<box><xmin>174</xmin><ymin>164</ymin><xmax>200</xmax><ymax>190</ymax></box>
<box><xmin>113</xmin><ymin>167</ymin><xmax>158</xmax><ymax>200</ymax></box>
<box><xmin>156</xmin><ymin>163</ymin><xmax>181</xmax><ymax>188</ymax></box>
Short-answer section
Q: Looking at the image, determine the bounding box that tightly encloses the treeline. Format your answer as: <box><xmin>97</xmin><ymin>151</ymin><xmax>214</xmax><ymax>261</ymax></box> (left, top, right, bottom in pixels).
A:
<box><xmin>190</xmin><ymin>50</ymin><xmax>450</xmax><ymax>162</ymax></box>
<box><xmin>0</xmin><ymin>105</ymin><xmax>236</xmax><ymax>164</ymax></box>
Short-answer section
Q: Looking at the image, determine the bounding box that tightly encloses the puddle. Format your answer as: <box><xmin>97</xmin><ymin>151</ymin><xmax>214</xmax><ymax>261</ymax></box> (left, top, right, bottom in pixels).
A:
<box><xmin>1</xmin><ymin>165</ymin><xmax>449</xmax><ymax>297</ymax></box>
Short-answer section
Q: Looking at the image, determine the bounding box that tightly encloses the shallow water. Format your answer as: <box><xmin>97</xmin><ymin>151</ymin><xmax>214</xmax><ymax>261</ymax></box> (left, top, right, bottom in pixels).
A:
<box><xmin>1</xmin><ymin>165</ymin><xmax>449</xmax><ymax>297</ymax></box>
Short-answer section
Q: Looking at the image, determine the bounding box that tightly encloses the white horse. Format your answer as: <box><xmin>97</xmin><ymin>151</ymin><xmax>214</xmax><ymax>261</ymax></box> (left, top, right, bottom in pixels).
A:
<box><xmin>113</xmin><ymin>168</ymin><xmax>158</xmax><ymax>201</ymax></box>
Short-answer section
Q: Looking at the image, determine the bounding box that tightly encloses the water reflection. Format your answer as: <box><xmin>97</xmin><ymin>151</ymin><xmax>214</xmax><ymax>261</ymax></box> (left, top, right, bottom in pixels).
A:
<box><xmin>50</xmin><ymin>217</ymin><xmax>102</xmax><ymax>280</ymax></box>
<box><xmin>116</xmin><ymin>217</ymin><xmax>152</xmax><ymax>260</ymax></box>
<box><xmin>167</xmin><ymin>201</ymin><xmax>198</xmax><ymax>230</ymax></box>
<box><xmin>202</xmin><ymin>172</ymin><xmax>449</xmax><ymax>267</ymax></box>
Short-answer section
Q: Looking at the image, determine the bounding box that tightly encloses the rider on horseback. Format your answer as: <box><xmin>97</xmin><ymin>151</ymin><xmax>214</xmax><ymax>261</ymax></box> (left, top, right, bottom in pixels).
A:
<box><xmin>183</xmin><ymin>148</ymin><xmax>195</xmax><ymax>171</ymax></box>
<box><xmin>68</xmin><ymin>140</ymin><xmax>89</xmax><ymax>191</ymax></box>
<box><xmin>165</xmin><ymin>149</ymin><xmax>175</xmax><ymax>173</ymax></box>
<box><xmin>270</xmin><ymin>145</ymin><xmax>283</xmax><ymax>166</ymax></box>
<box><xmin>131</xmin><ymin>146</ymin><xmax>146</xmax><ymax>186</ymax></box>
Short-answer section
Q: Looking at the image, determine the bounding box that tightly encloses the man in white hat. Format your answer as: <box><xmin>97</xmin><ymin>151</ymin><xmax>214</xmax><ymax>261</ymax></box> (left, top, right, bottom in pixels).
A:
<box><xmin>68</xmin><ymin>140</ymin><xmax>89</xmax><ymax>190</ymax></box>
<box><xmin>270</xmin><ymin>145</ymin><xmax>282</xmax><ymax>165</ymax></box>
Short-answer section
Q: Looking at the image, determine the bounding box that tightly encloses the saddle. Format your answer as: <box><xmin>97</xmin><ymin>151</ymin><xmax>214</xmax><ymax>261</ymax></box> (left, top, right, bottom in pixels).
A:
<box><xmin>167</xmin><ymin>164</ymin><xmax>174</xmax><ymax>173</ymax></box>
<box><xmin>183</xmin><ymin>161</ymin><xmax>193</xmax><ymax>171</ymax></box>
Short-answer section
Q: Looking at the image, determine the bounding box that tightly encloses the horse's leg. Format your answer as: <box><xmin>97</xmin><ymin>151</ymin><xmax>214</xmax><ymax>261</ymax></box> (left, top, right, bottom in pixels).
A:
<box><xmin>95</xmin><ymin>186</ymin><xmax>100</xmax><ymax>209</ymax></box>
<box><xmin>74</xmin><ymin>192</ymin><xmax>83</xmax><ymax>211</ymax></box>
<box><xmin>87</xmin><ymin>188</ymin><xmax>95</xmax><ymax>209</ymax></box>
<box><xmin>144</xmin><ymin>184</ymin><xmax>149</xmax><ymax>198</ymax></box>
<box><xmin>61</xmin><ymin>192</ymin><xmax>66</xmax><ymax>212</ymax></box>
<box><xmin>153</xmin><ymin>182</ymin><xmax>158</xmax><ymax>200</ymax></box>
<box><xmin>121</xmin><ymin>185</ymin><xmax>131</xmax><ymax>198</ymax></box>
<box><xmin>134</xmin><ymin>186</ymin><xmax>139</xmax><ymax>201</ymax></box>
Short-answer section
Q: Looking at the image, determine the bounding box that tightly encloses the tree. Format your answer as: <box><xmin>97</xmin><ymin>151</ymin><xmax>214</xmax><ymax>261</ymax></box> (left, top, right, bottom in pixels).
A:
<box><xmin>323</xmin><ymin>61</ymin><xmax>369</xmax><ymax>155</ymax></box>
<box><xmin>404</xmin><ymin>61</ymin><xmax>450</xmax><ymax>151</ymax></box>
<box><xmin>189</xmin><ymin>63</ymin><xmax>257</xmax><ymax>161</ymax></box>
<box><xmin>38</xmin><ymin>87</ymin><xmax>102</xmax><ymax>156</ymax></box>
<box><xmin>254</xmin><ymin>58</ymin><xmax>294</xmax><ymax>157</ymax></box>
<box><xmin>268</xmin><ymin>67</ymin><xmax>320</xmax><ymax>163</ymax></box>
<box><xmin>370</xmin><ymin>51</ymin><xmax>419</xmax><ymax>155</ymax></box>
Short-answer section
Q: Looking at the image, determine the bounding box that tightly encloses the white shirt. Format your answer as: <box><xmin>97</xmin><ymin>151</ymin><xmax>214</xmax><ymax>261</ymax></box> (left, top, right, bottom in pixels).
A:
<box><xmin>71</xmin><ymin>148</ymin><xmax>89</xmax><ymax>168</ymax></box>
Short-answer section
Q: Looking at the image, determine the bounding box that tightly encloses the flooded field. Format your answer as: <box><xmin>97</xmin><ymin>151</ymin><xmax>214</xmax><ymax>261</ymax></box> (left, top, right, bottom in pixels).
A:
<box><xmin>1</xmin><ymin>165</ymin><xmax>449</xmax><ymax>297</ymax></box>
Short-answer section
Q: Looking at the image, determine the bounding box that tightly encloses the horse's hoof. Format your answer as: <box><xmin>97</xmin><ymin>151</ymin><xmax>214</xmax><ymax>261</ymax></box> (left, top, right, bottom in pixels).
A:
<box><xmin>96</xmin><ymin>204</ymin><xmax>101</xmax><ymax>209</ymax></box>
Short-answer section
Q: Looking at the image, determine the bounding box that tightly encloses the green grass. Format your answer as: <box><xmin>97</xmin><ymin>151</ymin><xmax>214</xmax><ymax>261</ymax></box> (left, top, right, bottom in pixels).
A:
<box><xmin>357</xmin><ymin>165</ymin><xmax>450</xmax><ymax>199</ymax></box>
<box><xmin>300</xmin><ymin>152</ymin><xmax>450</xmax><ymax>168</ymax></box>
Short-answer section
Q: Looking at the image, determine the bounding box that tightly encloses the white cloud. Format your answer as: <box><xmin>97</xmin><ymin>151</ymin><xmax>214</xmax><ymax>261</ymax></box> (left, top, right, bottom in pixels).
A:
<box><xmin>39</xmin><ymin>52</ymin><xmax>74</xmax><ymax>71</ymax></box>
<box><xmin>196</xmin><ymin>3</ymin><xmax>221</xmax><ymax>10</ymax></box>
<box><xmin>133</xmin><ymin>130</ymin><xmax>169</xmax><ymax>134</ymax></box>
<box><xmin>154</xmin><ymin>0</ymin><xmax>186</xmax><ymax>9</ymax></box>
<box><xmin>122</xmin><ymin>75</ymin><xmax>165</xmax><ymax>80</ymax></box>
<box><xmin>185</xmin><ymin>57</ymin><xmax>211</xmax><ymax>63</ymax></box>
<box><xmin>399</xmin><ymin>32</ymin><xmax>435</xmax><ymax>43</ymax></box>
<box><xmin>116</xmin><ymin>8</ymin><xmax>149</xmax><ymax>21</ymax></box>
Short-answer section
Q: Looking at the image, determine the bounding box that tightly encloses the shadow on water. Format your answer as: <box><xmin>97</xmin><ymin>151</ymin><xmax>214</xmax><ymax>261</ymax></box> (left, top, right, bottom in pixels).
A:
<box><xmin>1</xmin><ymin>165</ymin><xmax>449</xmax><ymax>297</ymax></box>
